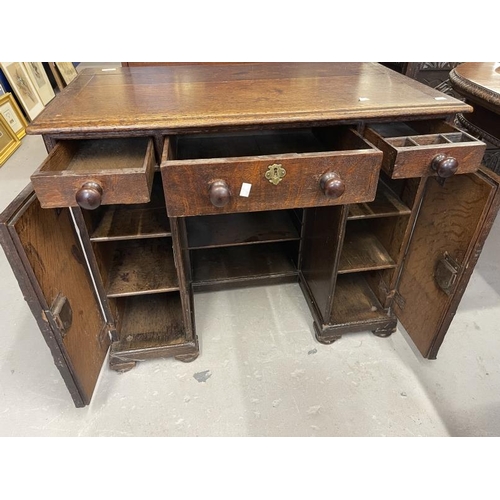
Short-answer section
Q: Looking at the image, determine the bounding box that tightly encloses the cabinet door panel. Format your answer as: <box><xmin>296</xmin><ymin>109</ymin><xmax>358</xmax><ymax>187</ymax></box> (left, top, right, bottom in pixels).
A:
<box><xmin>394</xmin><ymin>168</ymin><xmax>500</xmax><ymax>358</ymax></box>
<box><xmin>0</xmin><ymin>185</ymin><xmax>110</xmax><ymax>406</ymax></box>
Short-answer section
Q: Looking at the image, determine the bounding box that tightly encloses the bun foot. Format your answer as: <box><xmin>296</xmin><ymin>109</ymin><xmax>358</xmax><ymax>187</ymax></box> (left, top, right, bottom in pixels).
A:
<box><xmin>109</xmin><ymin>356</ymin><xmax>137</xmax><ymax>373</ymax></box>
<box><xmin>372</xmin><ymin>324</ymin><xmax>397</xmax><ymax>338</ymax></box>
<box><xmin>175</xmin><ymin>352</ymin><xmax>200</xmax><ymax>363</ymax></box>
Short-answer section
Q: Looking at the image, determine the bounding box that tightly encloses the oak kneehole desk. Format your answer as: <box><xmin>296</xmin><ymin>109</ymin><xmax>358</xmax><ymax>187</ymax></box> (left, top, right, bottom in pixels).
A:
<box><xmin>1</xmin><ymin>63</ymin><xmax>498</xmax><ymax>407</ymax></box>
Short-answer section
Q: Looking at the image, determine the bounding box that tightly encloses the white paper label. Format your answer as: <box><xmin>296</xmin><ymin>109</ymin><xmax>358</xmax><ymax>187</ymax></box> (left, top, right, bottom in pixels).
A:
<box><xmin>358</xmin><ymin>97</ymin><xmax>370</xmax><ymax>102</ymax></box>
<box><xmin>240</xmin><ymin>182</ymin><xmax>252</xmax><ymax>197</ymax></box>
<box><xmin>102</xmin><ymin>68</ymin><xmax>117</xmax><ymax>72</ymax></box>
<box><xmin>434</xmin><ymin>97</ymin><xmax>447</xmax><ymax>100</ymax></box>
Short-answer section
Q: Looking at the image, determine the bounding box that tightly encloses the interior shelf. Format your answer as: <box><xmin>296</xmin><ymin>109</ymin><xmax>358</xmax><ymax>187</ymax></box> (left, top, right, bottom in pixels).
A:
<box><xmin>91</xmin><ymin>175</ymin><xmax>170</xmax><ymax>241</ymax></box>
<box><xmin>186</xmin><ymin>210</ymin><xmax>300</xmax><ymax>249</ymax></box>
<box><xmin>106</xmin><ymin>239</ymin><xmax>179</xmax><ymax>298</ymax></box>
<box><xmin>347</xmin><ymin>180</ymin><xmax>411</xmax><ymax>220</ymax></box>
<box><xmin>113</xmin><ymin>293</ymin><xmax>186</xmax><ymax>353</ymax></box>
<box><xmin>191</xmin><ymin>242</ymin><xmax>298</xmax><ymax>289</ymax></box>
<box><xmin>330</xmin><ymin>274</ymin><xmax>387</xmax><ymax>325</ymax></box>
<box><xmin>91</xmin><ymin>204</ymin><xmax>170</xmax><ymax>241</ymax></box>
<box><xmin>338</xmin><ymin>229</ymin><xmax>397</xmax><ymax>274</ymax></box>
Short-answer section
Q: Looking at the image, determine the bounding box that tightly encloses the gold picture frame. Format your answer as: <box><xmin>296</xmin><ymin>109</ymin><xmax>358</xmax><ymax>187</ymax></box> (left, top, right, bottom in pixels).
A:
<box><xmin>0</xmin><ymin>113</ymin><xmax>21</xmax><ymax>167</ymax></box>
<box><xmin>0</xmin><ymin>62</ymin><xmax>45</xmax><ymax>120</ymax></box>
<box><xmin>23</xmin><ymin>63</ymin><xmax>55</xmax><ymax>105</ymax></box>
<box><xmin>0</xmin><ymin>93</ymin><xmax>28</xmax><ymax>140</ymax></box>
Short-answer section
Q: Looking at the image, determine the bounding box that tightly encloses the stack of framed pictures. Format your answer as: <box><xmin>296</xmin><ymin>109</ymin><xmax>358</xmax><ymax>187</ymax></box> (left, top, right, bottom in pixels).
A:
<box><xmin>0</xmin><ymin>111</ymin><xmax>21</xmax><ymax>167</ymax></box>
<box><xmin>0</xmin><ymin>62</ymin><xmax>56</xmax><ymax>122</ymax></box>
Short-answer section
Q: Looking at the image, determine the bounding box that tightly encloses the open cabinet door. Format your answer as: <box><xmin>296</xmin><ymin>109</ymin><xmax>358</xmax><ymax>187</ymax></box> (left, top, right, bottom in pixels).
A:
<box><xmin>0</xmin><ymin>185</ymin><xmax>110</xmax><ymax>407</ymax></box>
<box><xmin>394</xmin><ymin>168</ymin><xmax>500</xmax><ymax>359</ymax></box>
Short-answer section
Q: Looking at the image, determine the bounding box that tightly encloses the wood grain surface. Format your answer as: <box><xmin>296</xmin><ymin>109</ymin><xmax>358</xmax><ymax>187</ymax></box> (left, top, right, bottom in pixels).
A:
<box><xmin>394</xmin><ymin>171</ymin><xmax>498</xmax><ymax>357</ymax></box>
<box><xmin>27</xmin><ymin>63</ymin><xmax>471</xmax><ymax>136</ymax></box>
<box><xmin>4</xmin><ymin>190</ymin><xmax>108</xmax><ymax>404</ymax></box>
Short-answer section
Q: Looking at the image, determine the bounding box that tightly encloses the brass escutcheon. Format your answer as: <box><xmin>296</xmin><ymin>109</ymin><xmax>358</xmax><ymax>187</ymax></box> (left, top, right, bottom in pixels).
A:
<box><xmin>265</xmin><ymin>164</ymin><xmax>286</xmax><ymax>185</ymax></box>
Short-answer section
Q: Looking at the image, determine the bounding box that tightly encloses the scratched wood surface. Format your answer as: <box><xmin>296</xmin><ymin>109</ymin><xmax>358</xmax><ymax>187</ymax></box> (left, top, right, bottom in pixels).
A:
<box><xmin>9</xmin><ymin>192</ymin><xmax>108</xmax><ymax>403</ymax></box>
<box><xmin>394</xmin><ymin>172</ymin><xmax>497</xmax><ymax>357</ymax></box>
<box><xmin>27</xmin><ymin>63</ymin><xmax>471</xmax><ymax>135</ymax></box>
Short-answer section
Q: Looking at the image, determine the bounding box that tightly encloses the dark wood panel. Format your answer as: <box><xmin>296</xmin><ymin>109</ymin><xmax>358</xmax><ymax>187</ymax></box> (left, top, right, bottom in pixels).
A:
<box><xmin>348</xmin><ymin>180</ymin><xmax>411</xmax><ymax>219</ymax></box>
<box><xmin>191</xmin><ymin>242</ymin><xmax>297</xmax><ymax>286</ymax></box>
<box><xmin>186</xmin><ymin>211</ymin><xmax>299</xmax><ymax>249</ymax></box>
<box><xmin>1</xmin><ymin>188</ymin><xmax>108</xmax><ymax>405</ymax></box>
<box><xmin>106</xmin><ymin>239</ymin><xmax>179</xmax><ymax>297</ymax></box>
<box><xmin>300</xmin><ymin>205</ymin><xmax>347</xmax><ymax>323</ymax></box>
<box><xmin>27</xmin><ymin>63</ymin><xmax>470</xmax><ymax>136</ymax></box>
<box><xmin>395</xmin><ymin>171</ymin><xmax>499</xmax><ymax>357</ymax></box>
<box><xmin>338</xmin><ymin>229</ymin><xmax>396</xmax><ymax>274</ymax></box>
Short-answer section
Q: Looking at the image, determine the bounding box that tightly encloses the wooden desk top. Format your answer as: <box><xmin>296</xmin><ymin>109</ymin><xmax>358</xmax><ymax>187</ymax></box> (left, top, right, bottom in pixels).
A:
<box><xmin>28</xmin><ymin>63</ymin><xmax>471</xmax><ymax>136</ymax></box>
<box><xmin>450</xmin><ymin>62</ymin><xmax>500</xmax><ymax>111</ymax></box>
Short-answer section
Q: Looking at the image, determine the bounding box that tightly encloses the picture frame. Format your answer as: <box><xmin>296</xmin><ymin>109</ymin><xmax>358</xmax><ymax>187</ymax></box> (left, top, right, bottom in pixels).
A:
<box><xmin>0</xmin><ymin>93</ymin><xmax>28</xmax><ymax>140</ymax></box>
<box><xmin>0</xmin><ymin>62</ymin><xmax>44</xmax><ymax>121</ymax></box>
<box><xmin>0</xmin><ymin>113</ymin><xmax>21</xmax><ymax>167</ymax></box>
<box><xmin>23</xmin><ymin>63</ymin><xmax>55</xmax><ymax>105</ymax></box>
<box><xmin>55</xmin><ymin>62</ymin><xmax>78</xmax><ymax>86</ymax></box>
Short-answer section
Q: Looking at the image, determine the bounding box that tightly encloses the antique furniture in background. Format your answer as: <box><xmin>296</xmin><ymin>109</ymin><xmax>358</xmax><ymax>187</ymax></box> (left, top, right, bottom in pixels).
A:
<box><xmin>450</xmin><ymin>62</ymin><xmax>500</xmax><ymax>175</ymax></box>
<box><xmin>1</xmin><ymin>63</ymin><xmax>499</xmax><ymax>407</ymax></box>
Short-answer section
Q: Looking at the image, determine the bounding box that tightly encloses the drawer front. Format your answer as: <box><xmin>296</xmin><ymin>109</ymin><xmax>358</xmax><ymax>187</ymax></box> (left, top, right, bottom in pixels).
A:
<box><xmin>364</xmin><ymin>121</ymin><xmax>486</xmax><ymax>179</ymax></box>
<box><xmin>31</xmin><ymin>138</ymin><xmax>155</xmax><ymax>209</ymax></box>
<box><xmin>161</xmin><ymin>133</ymin><xmax>383</xmax><ymax>217</ymax></box>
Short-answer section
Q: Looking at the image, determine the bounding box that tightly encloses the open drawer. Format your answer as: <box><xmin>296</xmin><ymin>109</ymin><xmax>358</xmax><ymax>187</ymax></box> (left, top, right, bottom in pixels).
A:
<box><xmin>364</xmin><ymin>120</ymin><xmax>486</xmax><ymax>179</ymax></box>
<box><xmin>31</xmin><ymin>137</ymin><xmax>156</xmax><ymax>209</ymax></box>
<box><xmin>160</xmin><ymin>127</ymin><xmax>383</xmax><ymax>216</ymax></box>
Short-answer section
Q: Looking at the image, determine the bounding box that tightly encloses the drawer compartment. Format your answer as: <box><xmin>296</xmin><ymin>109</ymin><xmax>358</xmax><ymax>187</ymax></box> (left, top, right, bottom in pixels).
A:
<box><xmin>364</xmin><ymin>120</ymin><xmax>486</xmax><ymax>179</ymax></box>
<box><xmin>31</xmin><ymin>137</ymin><xmax>155</xmax><ymax>209</ymax></box>
<box><xmin>161</xmin><ymin>127</ymin><xmax>382</xmax><ymax>216</ymax></box>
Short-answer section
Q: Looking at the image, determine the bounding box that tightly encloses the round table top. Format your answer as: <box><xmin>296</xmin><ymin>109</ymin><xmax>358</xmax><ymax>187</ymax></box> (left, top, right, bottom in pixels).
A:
<box><xmin>450</xmin><ymin>62</ymin><xmax>500</xmax><ymax>110</ymax></box>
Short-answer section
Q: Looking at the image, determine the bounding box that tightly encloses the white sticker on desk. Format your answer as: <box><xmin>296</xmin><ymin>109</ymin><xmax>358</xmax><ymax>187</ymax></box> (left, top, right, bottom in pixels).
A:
<box><xmin>240</xmin><ymin>182</ymin><xmax>252</xmax><ymax>197</ymax></box>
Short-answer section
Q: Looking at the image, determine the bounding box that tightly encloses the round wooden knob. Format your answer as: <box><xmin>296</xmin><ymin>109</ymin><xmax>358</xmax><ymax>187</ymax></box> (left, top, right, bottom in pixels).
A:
<box><xmin>432</xmin><ymin>154</ymin><xmax>459</xmax><ymax>178</ymax></box>
<box><xmin>75</xmin><ymin>181</ymin><xmax>103</xmax><ymax>210</ymax></box>
<box><xmin>320</xmin><ymin>172</ymin><xmax>345</xmax><ymax>198</ymax></box>
<box><xmin>208</xmin><ymin>179</ymin><xmax>231</xmax><ymax>207</ymax></box>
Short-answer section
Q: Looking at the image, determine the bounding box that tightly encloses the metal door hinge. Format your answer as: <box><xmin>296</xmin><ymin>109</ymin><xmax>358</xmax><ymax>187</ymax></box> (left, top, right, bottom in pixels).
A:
<box><xmin>50</xmin><ymin>294</ymin><xmax>72</xmax><ymax>338</ymax></box>
<box><xmin>435</xmin><ymin>253</ymin><xmax>461</xmax><ymax>296</ymax></box>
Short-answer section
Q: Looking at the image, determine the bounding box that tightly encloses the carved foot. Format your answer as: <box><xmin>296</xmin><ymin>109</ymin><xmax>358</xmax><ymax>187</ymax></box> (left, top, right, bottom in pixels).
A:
<box><xmin>372</xmin><ymin>323</ymin><xmax>397</xmax><ymax>338</ymax></box>
<box><xmin>175</xmin><ymin>352</ymin><xmax>200</xmax><ymax>363</ymax></box>
<box><xmin>109</xmin><ymin>357</ymin><xmax>137</xmax><ymax>373</ymax></box>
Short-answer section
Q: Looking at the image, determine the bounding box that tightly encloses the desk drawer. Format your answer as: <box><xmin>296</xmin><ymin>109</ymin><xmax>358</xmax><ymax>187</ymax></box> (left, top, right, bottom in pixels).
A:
<box><xmin>31</xmin><ymin>138</ymin><xmax>155</xmax><ymax>209</ymax></box>
<box><xmin>364</xmin><ymin>120</ymin><xmax>486</xmax><ymax>179</ymax></box>
<box><xmin>161</xmin><ymin>127</ymin><xmax>382</xmax><ymax>216</ymax></box>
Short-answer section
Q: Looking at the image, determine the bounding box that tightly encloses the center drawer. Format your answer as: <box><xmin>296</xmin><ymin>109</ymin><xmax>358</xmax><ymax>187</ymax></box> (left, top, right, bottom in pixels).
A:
<box><xmin>160</xmin><ymin>127</ymin><xmax>383</xmax><ymax>216</ymax></box>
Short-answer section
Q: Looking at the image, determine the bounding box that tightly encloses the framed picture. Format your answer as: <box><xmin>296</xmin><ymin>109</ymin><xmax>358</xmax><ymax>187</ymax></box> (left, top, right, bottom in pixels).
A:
<box><xmin>0</xmin><ymin>93</ymin><xmax>28</xmax><ymax>139</ymax></box>
<box><xmin>55</xmin><ymin>62</ymin><xmax>78</xmax><ymax>86</ymax></box>
<box><xmin>0</xmin><ymin>62</ymin><xmax>44</xmax><ymax>120</ymax></box>
<box><xmin>23</xmin><ymin>63</ymin><xmax>55</xmax><ymax>105</ymax></box>
<box><xmin>0</xmin><ymin>113</ymin><xmax>21</xmax><ymax>167</ymax></box>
